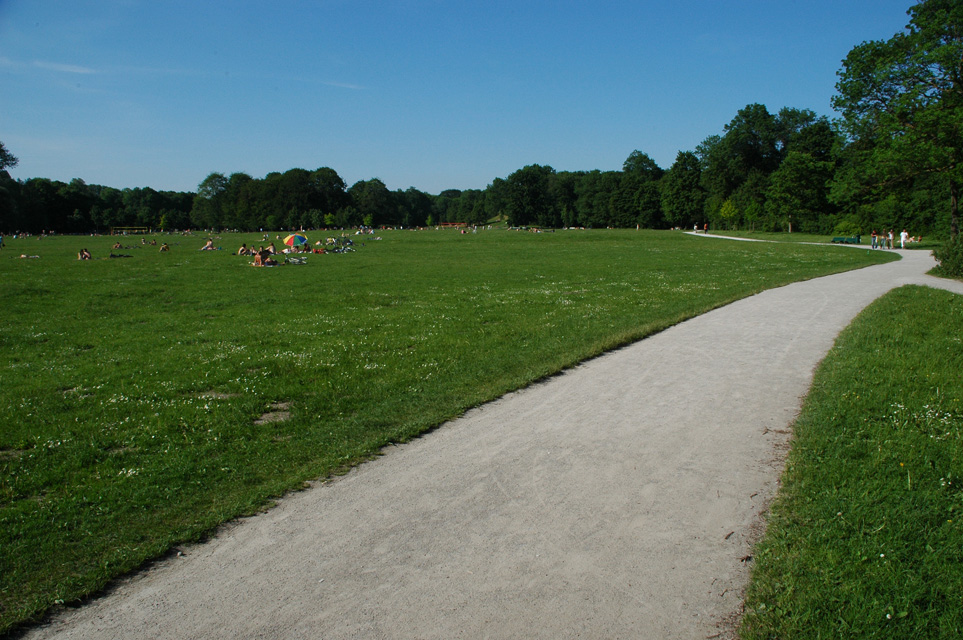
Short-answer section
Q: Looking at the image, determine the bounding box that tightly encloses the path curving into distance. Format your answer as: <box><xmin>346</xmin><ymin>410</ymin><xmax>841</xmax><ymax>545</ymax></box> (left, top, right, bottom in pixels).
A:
<box><xmin>28</xmin><ymin>247</ymin><xmax>963</xmax><ymax>640</ymax></box>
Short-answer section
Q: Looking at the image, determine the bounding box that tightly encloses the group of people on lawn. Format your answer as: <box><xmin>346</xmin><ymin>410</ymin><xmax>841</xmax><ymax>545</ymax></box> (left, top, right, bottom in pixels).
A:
<box><xmin>78</xmin><ymin>242</ymin><xmax>169</xmax><ymax>259</ymax></box>
<box><xmin>237</xmin><ymin>241</ymin><xmax>312</xmax><ymax>266</ymax></box>
<box><xmin>871</xmin><ymin>229</ymin><xmax>918</xmax><ymax>250</ymax></box>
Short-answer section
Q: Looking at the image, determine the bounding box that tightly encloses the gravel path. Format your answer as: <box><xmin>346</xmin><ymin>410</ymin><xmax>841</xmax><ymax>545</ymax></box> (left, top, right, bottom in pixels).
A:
<box><xmin>29</xmin><ymin>248</ymin><xmax>963</xmax><ymax>639</ymax></box>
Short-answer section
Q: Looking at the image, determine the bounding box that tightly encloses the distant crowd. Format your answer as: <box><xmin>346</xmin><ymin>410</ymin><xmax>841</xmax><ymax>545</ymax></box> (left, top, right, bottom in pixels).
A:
<box><xmin>871</xmin><ymin>229</ymin><xmax>919</xmax><ymax>250</ymax></box>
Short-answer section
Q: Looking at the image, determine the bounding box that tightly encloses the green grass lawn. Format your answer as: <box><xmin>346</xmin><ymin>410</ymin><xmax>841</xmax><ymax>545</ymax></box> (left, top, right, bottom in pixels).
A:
<box><xmin>707</xmin><ymin>229</ymin><xmax>942</xmax><ymax>251</ymax></box>
<box><xmin>703</xmin><ymin>229</ymin><xmax>833</xmax><ymax>244</ymax></box>
<box><xmin>0</xmin><ymin>229</ymin><xmax>894</xmax><ymax>633</ymax></box>
<box><xmin>741</xmin><ymin>285</ymin><xmax>963</xmax><ymax>639</ymax></box>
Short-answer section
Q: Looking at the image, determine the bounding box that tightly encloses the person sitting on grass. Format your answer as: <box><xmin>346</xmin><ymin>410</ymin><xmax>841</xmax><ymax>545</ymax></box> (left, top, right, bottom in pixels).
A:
<box><xmin>200</xmin><ymin>238</ymin><xmax>215</xmax><ymax>251</ymax></box>
<box><xmin>78</xmin><ymin>248</ymin><xmax>92</xmax><ymax>260</ymax></box>
<box><xmin>238</xmin><ymin>243</ymin><xmax>249</xmax><ymax>256</ymax></box>
<box><xmin>159</xmin><ymin>243</ymin><xmax>170</xmax><ymax>252</ymax></box>
<box><xmin>253</xmin><ymin>248</ymin><xmax>278</xmax><ymax>266</ymax></box>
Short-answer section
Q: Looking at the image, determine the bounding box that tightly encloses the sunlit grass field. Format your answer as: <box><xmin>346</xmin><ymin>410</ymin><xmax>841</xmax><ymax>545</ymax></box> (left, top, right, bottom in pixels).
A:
<box><xmin>708</xmin><ymin>229</ymin><xmax>942</xmax><ymax>252</ymax></box>
<box><xmin>741</xmin><ymin>286</ymin><xmax>963</xmax><ymax>639</ymax></box>
<box><xmin>0</xmin><ymin>229</ymin><xmax>895</xmax><ymax>633</ymax></box>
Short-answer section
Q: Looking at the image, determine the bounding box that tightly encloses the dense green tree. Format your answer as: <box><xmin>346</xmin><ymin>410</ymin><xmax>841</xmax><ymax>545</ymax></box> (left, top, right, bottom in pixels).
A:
<box><xmin>660</xmin><ymin>151</ymin><xmax>705</xmax><ymax>228</ymax></box>
<box><xmin>275</xmin><ymin>168</ymin><xmax>314</xmax><ymax>228</ymax></box>
<box><xmin>701</xmin><ymin>104</ymin><xmax>781</xmax><ymax>204</ymax></box>
<box><xmin>158</xmin><ymin>191</ymin><xmax>193</xmax><ymax>230</ymax></box>
<box><xmin>309</xmin><ymin>167</ymin><xmax>349</xmax><ymax>217</ymax></box>
<box><xmin>120</xmin><ymin>187</ymin><xmax>151</xmax><ymax>227</ymax></box>
<box><xmin>777</xmin><ymin>109</ymin><xmax>838</xmax><ymax>161</ymax></box>
<box><xmin>833</xmin><ymin>0</ymin><xmax>963</xmax><ymax>237</ymax></box>
<box><xmin>718</xmin><ymin>198</ymin><xmax>738</xmax><ymax>229</ymax></box>
<box><xmin>622</xmin><ymin>150</ymin><xmax>663</xmax><ymax>180</ymax></box>
<box><xmin>433</xmin><ymin>189</ymin><xmax>462</xmax><ymax>224</ymax></box>
<box><xmin>608</xmin><ymin>178</ymin><xmax>637</xmax><ymax>227</ymax></box>
<box><xmin>766</xmin><ymin>151</ymin><xmax>835</xmax><ymax>233</ymax></box>
<box><xmin>552</xmin><ymin>172</ymin><xmax>580</xmax><ymax>227</ymax></box>
<box><xmin>697</xmin><ymin>104</ymin><xmax>842</xmax><ymax>230</ymax></box>
<box><xmin>348</xmin><ymin>178</ymin><xmax>392</xmax><ymax>227</ymax></box>
<box><xmin>89</xmin><ymin>186</ymin><xmax>124</xmax><ymax>229</ymax></box>
<box><xmin>56</xmin><ymin>178</ymin><xmax>94</xmax><ymax>232</ymax></box>
<box><xmin>192</xmin><ymin>172</ymin><xmax>228</xmax><ymax>228</ymax></box>
<box><xmin>398</xmin><ymin>187</ymin><xmax>432</xmax><ymax>227</ymax></box>
<box><xmin>620</xmin><ymin>150</ymin><xmax>665</xmax><ymax>228</ymax></box>
<box><xmin>455</xmin><ymin>189</ymin><xmax>487</xmax><ymax>225</ymax></box>
<box><xmin>574</xmin><ymin>170</ymin><xmax>619</xmax><ymax>228</ymax></box>
<box><xmin>0</xmin><ymin>170</ymin><xmax>21</xmax><ymax>232</ymax></box>
<box><xmin>483</xmin><ymin>178</ymin><xmax>510</xmax><ymax>223</ymax></box>
<box><xmin>0</xmin><ymin>141</ymin><xmax>18</xmax><ymax>171</ymax></box>
<box><xmin>19</xmin><ymin>178</ymin><xmax>63</xmax><ymax>232</ymax></box>
<box><xmin>505</xmin><ymin>164</ymin><xmax>558</xmax><ymax>227</ymax></box>
<box><xmin>731</xmin><ymin>170</ymin><xmax>770</xmax><ymax>230</ymax></box>
<box><xmin>221</xmin><ymin>172</ymin><xmax>255</xmax><ymax>230</ymax></box>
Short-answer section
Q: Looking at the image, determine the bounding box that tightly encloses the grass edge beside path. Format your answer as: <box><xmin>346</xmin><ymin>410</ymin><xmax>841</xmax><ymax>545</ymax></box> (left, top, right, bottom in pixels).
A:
<box><xmin>740</xmin><ymin>285</ymin><xmax>963</xmax><ymax>639</ymax></box>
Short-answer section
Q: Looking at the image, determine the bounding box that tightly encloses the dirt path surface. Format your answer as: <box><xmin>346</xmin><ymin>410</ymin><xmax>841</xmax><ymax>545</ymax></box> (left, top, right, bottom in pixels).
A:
<box><xmin>28</xmin><ymin>249</ymin><xmax>963</xmax><ymax>640</ymax></box>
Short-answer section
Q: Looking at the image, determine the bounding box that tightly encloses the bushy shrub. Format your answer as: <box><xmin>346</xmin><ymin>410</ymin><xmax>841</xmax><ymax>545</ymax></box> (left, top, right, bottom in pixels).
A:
<box><xmin>934</xmin><ymin>235</ymin><xmax>963</xmax><ymax>277</ymax></box>
<box><xmin>832</xmin><ymin>220</ymin><xmax>861</xmax><ymax>237</ymax></box>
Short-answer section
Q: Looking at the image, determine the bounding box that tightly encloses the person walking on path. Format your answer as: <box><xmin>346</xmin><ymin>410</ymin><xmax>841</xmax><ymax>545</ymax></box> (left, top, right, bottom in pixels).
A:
<box><xmin>888</xmin><ymin>230</ymin><xmax>895</xmax><ymax>249</ymax></box>
<box><xmin>871</xmin><ymin>229</ymin><xmax>878</xmax><ymax>249</ymax></box>
<box><xmin>900</xmin><ymin>229</ymin><xmax>909</xmax><ymax>248</ymax></box>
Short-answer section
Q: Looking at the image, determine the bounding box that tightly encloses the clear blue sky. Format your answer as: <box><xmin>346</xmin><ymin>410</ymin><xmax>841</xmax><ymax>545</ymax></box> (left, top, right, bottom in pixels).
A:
<box><xmin>1</xmin><ymin>0</ymin><xmax>914</xmax><ymax>195</ymax></box>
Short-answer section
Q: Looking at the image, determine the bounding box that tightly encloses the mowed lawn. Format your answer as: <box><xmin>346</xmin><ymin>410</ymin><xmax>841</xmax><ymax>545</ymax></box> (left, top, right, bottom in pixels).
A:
<box><xmin>741</xmin><ymin>286</ymin><xmax>963</xmax><ymax>639</ymax></box>
<box><xmin>0</xmin><ymin>229</ymin><xmax>894</xmax><ymax>633</ymax></box>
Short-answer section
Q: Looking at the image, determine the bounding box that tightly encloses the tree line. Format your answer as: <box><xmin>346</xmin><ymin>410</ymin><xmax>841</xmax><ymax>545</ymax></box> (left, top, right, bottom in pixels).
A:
<box><xmin>1</xmin><ymin>0</ymin><xmax>959</xmax><ymax>240</ymax></box>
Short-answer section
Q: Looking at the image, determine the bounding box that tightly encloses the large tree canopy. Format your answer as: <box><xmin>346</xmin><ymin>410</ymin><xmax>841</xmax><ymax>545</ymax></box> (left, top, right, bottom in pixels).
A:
<box><xmin>832</xmin><ymin>0</ymin><xmax>963</xmax><ymax>236</ymax></box>
<box><xmin>660</xmin><ymin>151</ymin><xmax>705</xmax><ymax>228</ymax></box>
<box><xmin>0</xmin><ymin>141</ymin><xmax>18</xmax><ymax>171</ymax></box>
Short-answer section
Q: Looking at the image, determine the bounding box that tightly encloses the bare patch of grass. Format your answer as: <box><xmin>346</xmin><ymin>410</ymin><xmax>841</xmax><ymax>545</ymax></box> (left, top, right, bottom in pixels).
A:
<box><xmin>255</xmin><ymin>402</ymin><xmax>292</xmax><ymax>424</ymax></box>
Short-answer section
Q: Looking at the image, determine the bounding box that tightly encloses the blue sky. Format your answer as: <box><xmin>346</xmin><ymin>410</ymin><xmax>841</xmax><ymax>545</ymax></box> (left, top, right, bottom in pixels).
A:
<box><xmin>1</xmin><ymin>0</ymin><xmax>914</xmax><ymax>195</ymax></box>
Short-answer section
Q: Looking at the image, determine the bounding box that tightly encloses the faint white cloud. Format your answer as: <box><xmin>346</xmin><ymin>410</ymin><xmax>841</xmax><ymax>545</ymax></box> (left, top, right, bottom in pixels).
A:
<box><xmin>33</xmin><ymin>60</ymin><xmax>97</xmax><ymax>74</ymax></box>
<box><xmin>321</xmin><ymin>80</ymin><xmax>364</xmax><ymax>90</ymax></box>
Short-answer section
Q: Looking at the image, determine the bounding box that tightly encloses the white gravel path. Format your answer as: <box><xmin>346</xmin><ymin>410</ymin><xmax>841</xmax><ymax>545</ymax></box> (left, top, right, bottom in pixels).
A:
<box><xmin>28</xmin><ymin>247</ymin><xmax>963</xmax><ymax>640</ymax></box>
